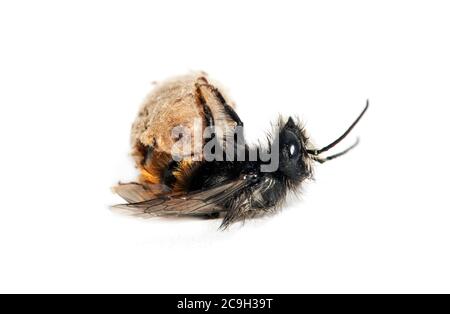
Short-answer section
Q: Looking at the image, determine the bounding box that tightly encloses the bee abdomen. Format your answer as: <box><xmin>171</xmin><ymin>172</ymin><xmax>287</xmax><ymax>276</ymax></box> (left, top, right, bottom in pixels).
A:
<box><xmin>131</xmin><ymin>72</ymin><xmax>237</xmax><ymax>192</ymax></box>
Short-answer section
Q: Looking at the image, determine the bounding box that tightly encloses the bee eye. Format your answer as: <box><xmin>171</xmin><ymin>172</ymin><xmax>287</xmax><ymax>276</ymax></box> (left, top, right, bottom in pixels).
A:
<box><xmin>281</xmin><ymin>129</ymin><xmax>301</xmax><ymax>161</ymax></box>
<box><xmin>288</xmin><ymin>143</ymin><xmax>300</xmax><ymax>159</ymax></box>
<box><xmin>289</xmin><ymin>144</ymin><xmax>296</xmax><ymax>157</ymax></box>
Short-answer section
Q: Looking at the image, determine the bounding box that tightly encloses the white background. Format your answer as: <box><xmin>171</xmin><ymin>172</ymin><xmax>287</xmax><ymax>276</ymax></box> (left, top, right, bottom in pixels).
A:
<box><xmin>1</xmin><ymin>0</ymin><xmax>449</xmax><ymax>293</ymax></box>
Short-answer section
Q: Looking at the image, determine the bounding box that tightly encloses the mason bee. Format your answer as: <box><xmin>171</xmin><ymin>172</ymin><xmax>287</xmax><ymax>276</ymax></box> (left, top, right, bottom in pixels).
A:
<box><xmin>113</xmin><ymin>73</ymin><xmax>368</xmax><ymax>229</ymax></box>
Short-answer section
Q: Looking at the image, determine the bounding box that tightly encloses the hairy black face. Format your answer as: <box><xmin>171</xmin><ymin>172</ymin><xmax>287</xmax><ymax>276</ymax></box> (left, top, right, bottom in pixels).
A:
<box><xmin>278</xmin><ymin>117</ymin><xmax>311</xmax><ymax>182</ymax></box>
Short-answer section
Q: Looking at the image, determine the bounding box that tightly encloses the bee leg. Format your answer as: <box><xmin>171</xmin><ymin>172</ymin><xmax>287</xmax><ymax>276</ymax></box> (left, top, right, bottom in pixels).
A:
<box><xmin>201</xmin><ymin>97</ymin><xmax>215</xmax><ymax>129</ymax></box>
<box><xmin>201</xmin><ymin>84</ymin><xmax>245</xmax><ymax>158</ymax></box>
<box><xmin>198</xmin><ymin>82</ymin><xmax>244</xmax><ymax>127</ymax></box>
<box><xmin>195</xmin><ymin>84</ymin><xmax>218</xmax><ymax>151</ymax></box>
<box><xmin>221</xmin><ymin>102</ymin><xmax>243</xmax><ymax>127</ymax></box>
<box><xmin>209</xmin><ymin>85</ymin><xmax>243</xmax><ymax>127</ymax></box>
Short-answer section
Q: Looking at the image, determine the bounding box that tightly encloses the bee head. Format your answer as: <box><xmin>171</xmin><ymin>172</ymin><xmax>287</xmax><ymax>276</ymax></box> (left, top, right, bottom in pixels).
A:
<box><xmin>278</xmin><ymin>101</ymin><xmax>369</xmax><ymax>183</ymax></box>
<box><xmin>278</xmin><ymin>117</ymin><xmax>312</xmax><ymax>183</ymax></box>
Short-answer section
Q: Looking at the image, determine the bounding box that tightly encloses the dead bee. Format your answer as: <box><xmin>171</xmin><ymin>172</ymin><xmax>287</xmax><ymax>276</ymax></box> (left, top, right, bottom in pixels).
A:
<box><xmin>113</xmin><ymin>73</ymin><xmax>368</xmax><ymax>229</ymax></box>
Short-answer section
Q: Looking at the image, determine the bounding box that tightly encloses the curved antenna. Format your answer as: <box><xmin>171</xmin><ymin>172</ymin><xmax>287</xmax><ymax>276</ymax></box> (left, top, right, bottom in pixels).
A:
<box><xmin>311</xmin><ymin>138</ymin><xmax>360</xmax><ymax>164</ymax></box>
<box><xmin>307</xmin><ymin>100</ymin><xmax>369</xmax><ymax>156</ymax></box>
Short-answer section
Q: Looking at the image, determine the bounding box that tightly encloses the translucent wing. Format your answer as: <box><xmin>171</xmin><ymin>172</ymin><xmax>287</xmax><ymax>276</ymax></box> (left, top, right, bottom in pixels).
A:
<box><xmin>112</xmin><ymin>182</ymin><xmax>167</xmax><ymax>203</ymax></box>
<box><xmin>112</xmin><ymin>176</ymin><xmax>251</xmax><ymax>217</ymax></box>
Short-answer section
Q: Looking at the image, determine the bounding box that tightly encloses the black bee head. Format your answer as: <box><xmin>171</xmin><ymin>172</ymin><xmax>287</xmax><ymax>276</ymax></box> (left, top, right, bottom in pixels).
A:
<box><xmin>277</xmin><ymin>101</ymin><xmax>369</xmax><ymax>184</ymax></box>
<box><xmin>278</xmin><ymin>117</ymin><xmax>312</xmax><ymax>183</ymax></box>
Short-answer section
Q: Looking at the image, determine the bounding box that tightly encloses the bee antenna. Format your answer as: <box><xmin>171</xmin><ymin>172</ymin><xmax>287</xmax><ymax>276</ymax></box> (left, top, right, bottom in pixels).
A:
<box><xmin>307</xmin><ymin>100</ymin><xmax>369</xmax><ymax>156</ymax></box>
<box><xmin>311</xmin><ymin>138</ymin><xmax>360</xmax><ymax>163</ymax></box>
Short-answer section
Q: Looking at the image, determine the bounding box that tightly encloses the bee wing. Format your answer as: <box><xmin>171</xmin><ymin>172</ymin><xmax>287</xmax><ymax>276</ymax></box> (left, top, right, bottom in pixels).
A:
<box><xmin>112</xmin><ymin>182</ymin><xmax>167</xmax><ymax>203</ymax></box>
<box><xmin>112</xmin><ymin>177</ymin><xmax>251</xmax><ymax>217</ymax></box>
